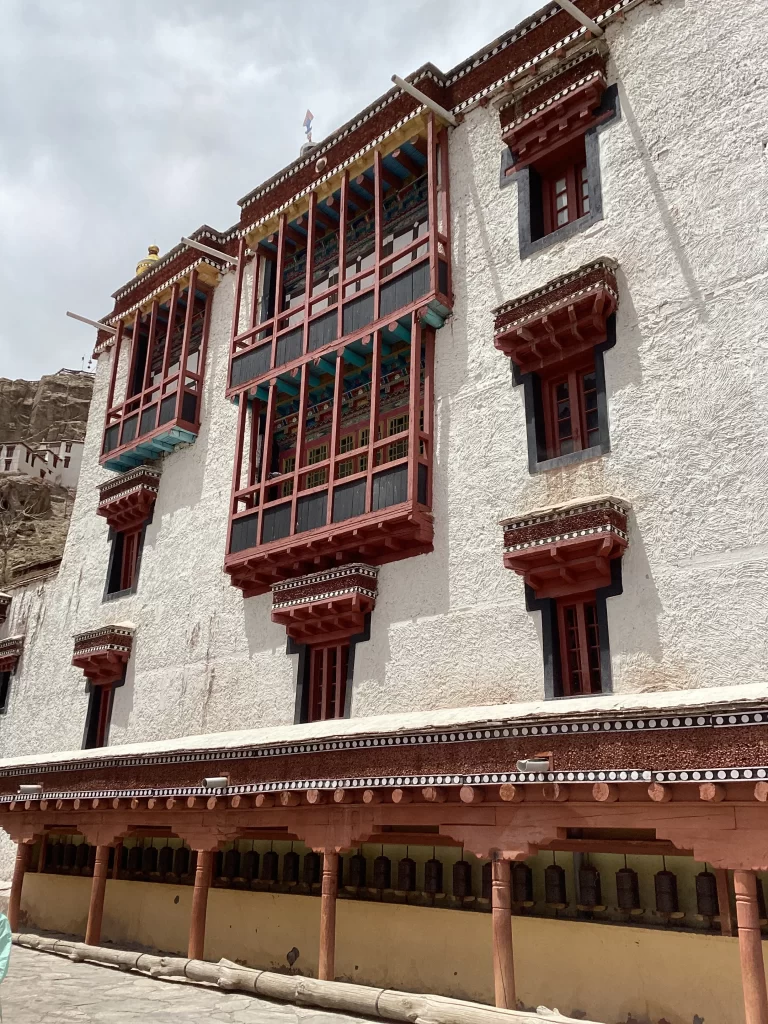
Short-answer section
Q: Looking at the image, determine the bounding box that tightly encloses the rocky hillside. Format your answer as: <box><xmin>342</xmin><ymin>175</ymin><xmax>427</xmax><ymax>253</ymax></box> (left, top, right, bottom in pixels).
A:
<box><xmin>0</xmin><ymin>369</ymin><xmax>94</xmax><ymax>444</ymax></box>
<box><xmin>0</xmin><ymin>478</ymin><xmax>71</xmax><ymax>586</ymax></box>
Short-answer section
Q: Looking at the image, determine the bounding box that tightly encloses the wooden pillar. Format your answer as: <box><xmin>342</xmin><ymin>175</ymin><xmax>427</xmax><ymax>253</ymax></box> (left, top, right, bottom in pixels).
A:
<box><xmin>735</xmin><ymin>870</ymin><xmax>768</xmax><ymax>1024</ymax></box>
<box><xmin>491</xmin><ymin>855</ymin><xmax>516</xmax><ymax>1010</ymax></box>
<box><xmin>84</xmin><ymin>845</ymin><xmax>110</xmax><ymax>945</ymax></box>
<box><xmin>318</xmin><ymin>850</ymin><xmax>339</xmax><ymax>981</ymax></box>
<box><xmin>8</xmin><ymin>842</ymin><xmax>30</xmax><ymax>931</ymax></box>
<box><xmin>188</xmin><ymin>849</ymin><xmax>213</xmax><ymax>961</ymax></box>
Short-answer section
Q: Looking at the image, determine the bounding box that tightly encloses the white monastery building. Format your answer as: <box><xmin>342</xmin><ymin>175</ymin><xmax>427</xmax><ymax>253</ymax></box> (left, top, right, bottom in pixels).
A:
<box><xmin>0</xmin><ymin>439</ymin><xmax>84</xmax><ymax>490</ymax></box>
<box><xmin>0</xmin><ymin>3</ymin><xmax>767</xmax><ymax>1023</ymax></box>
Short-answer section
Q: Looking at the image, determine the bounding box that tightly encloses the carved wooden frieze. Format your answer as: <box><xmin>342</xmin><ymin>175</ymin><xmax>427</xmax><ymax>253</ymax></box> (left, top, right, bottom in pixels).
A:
<box><xmin>72</xmin><ymin>625</ymin><xmax>134</xmax><ymax>685</ymax></box>
<box><xmin>494</xmin><ymin>259</ymin><xmax>618</xmax><ymax>373</ymax></box>
<box><xmin>271</xmin><ymin>564</ymin><xmax>379</xmax><ymax>645</ymax></box>
<box><xmin>0</xmin><ymin>636</ymin><xmax>23</xmax><ymax>674</ymax></box>
<box><xmin>502</xmin><ymin>496</ymin><xmax>628</xmax><ymax>599</ymax></box>
<box><xmin>97</xmin><ymin>467</ymin><xmax>160</xmax><ymax>532</ymax></box>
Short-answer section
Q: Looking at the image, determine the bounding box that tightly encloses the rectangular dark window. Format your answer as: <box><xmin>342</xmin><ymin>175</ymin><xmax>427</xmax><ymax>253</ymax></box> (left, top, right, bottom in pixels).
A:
<box><xmin>306</xmin><ymin>644</ymin><xmax>349</xmax><ymax>722</ymax></box>
<box><xmin>84</xmin><ymin>685</ymin><xmax>114</xmax><ymax>749</ymax></box>
<box><xmin>106</xmin><ymin>528</ymin><xmax>142</xmax><ymax>596</ymax></box>
<box><xmin>0</xmin><ymin>671</ymin><xmax>11</xmax><ymax>714</ymax></box>
<box><xmin>542</xmin><ymin>158</ymin><xmax>588</xmax><ymax>235</ymax></box>
<box><xmin>556</xmin><ymin>597</ymin><xmax>602</xmax><ymax>696</ymax></box>
<box><xmin>542</xmin><ymin>358</ymin><xmax>600</xmax><ymax>459</ymax></box>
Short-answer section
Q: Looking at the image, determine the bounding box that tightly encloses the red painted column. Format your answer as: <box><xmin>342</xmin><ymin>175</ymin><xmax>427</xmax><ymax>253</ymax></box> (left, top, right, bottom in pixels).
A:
<box><xmin>318</xmin><ymin>851</ymin><xmax>339</xmax><ymax>981</ymax></box>
<box><xmin>491</xmin><ymin>855</ymin><xmax>516</xmax><ymax>1009</ymax></box>
<box><xmin>84</xmin><ymin>846</ymin><xmax>111</xmax><ymax>945</ymax></box>
<box><xmin>188</xmin><ymin>849</ymin><xmax>213</xmax><ymax>960</ymax></box>
<box><xmin>735</xmin><ymin>870</ymin><xmax>768</xmax><ymax>1024</ymax></box>
<box><xmin>8</xmin><ymin>842</ymin><xmax>30</xmax><ymax>932</ymax></box>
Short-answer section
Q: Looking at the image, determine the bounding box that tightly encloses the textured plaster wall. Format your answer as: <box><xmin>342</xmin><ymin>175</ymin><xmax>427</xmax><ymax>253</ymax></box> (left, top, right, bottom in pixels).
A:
<box><xmin>0</xmin><ymin>0</ymin><xmax>767</xmax><ymax>776</ymax></box>
<box><xmin>19</xmin><ymin>872</ymin><xmax>758</xmax><ymax>1023</ymax></box>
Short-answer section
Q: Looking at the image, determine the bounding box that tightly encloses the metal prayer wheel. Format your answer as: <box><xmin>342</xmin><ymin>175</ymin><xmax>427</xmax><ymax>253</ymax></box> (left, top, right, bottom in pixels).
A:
<box><xmin>545</xmin><ymin>863</ymin><xmax>567</xmax><ymax>906</ymax></box>
<box><xmin>282</xmin><ymin>851</ymin><xmax>300</xmax><ymax>884</ymax></box>
<box><xmin>481</xmin><ymin>861</ymin><xmax>492</xmax><ymax>900</ymax></box>
<box><xmin>616</xmin><ymin>867</ymin><xmax>641</xmax><ymax>910</ymax></box>
<box><xmin>512</xmin><ymin>862</ymin><xmax>533</xmax><ymax>904</ymax></box>
<box><xmin>126</xmin><ymin>845</ymin><xmax>142</xmax><ymax>875</ymax></box>
<box><xmin>349</xmin><ymin>853</ymin><xmax>367</xmax><ymax>889</ymax></box>
<box><xmin>214</xmin><ymin>851</ymin><xmax>224</xmax><ymax>878</ymax></box>
<box><xmin>757</xmin><ymin>877</ymin><xmax>767</xmax><ymax>921</ymax></box>
<box><xmin>158</xmin><ymin>846</ymin><xmax>174</xmax><ymax>876</ymax></box>
<box><xmin>655</xmin><ymin>869</ymin><xmax>679</xmax><ymax>913</ymax></box>
<box><xmin>223</xmin><ymin>848</ymin><xmax>240</xmax><ymax>880</ymax></box>
<box><xmin>424</xmin><ymin>857</ymin><xmax>443</xmax><ymax>894</ymax></box>
<box><xmin>261</xmin><ymin>850</ymin><xmax>279</xmax><ymax>882</ymax></box>
<box><xmin>173</xmin><ymin>847</ymin><xmax>190</xmax><ymax>877</ymax></box>
<box><xmin>74</xmin><ymin>843</ymin><xmax>90</xmax><ymax>871</ymax></box>
<box><xmin>302</xmin><ymin>851</ymin><xmax>320</xmax><ymax>885</ymax></box>
<box><xmin>373</xmin><ymin>854</ymin><xmax>392</xmax><ymax>890</ymax></box>
<box><xmin>452</xmin><ymin>860</ymin><xmax>473</xmax><ymax>898</ymax></box>
<box><xmin>62</xmin><ymin>843</ymin><xmax>77</xmax><ymax>872</ymax></box>
<box><xmin>242</xmin><ymin>850</ymin><xmax>260</xmax><ymax>882</ymax></box>
<box><xmin>337</xmin><ymin>855</ymin><xmax>345</xmax><ymax>887</ymax></box>
<box><xmin>695</xmin><ymin>871</ymin><xmax>719</xmax><ymax>917</ymax></box>
<box><xmin>397</xmin><ymin>857</ymin><xmax>417</xmax><ymax>892</ymax></box>
<box><xmin>579</xmin><ymin>865</ymin><xmax>602</xmax><ymax>908</ymax></box>
<box><xmin>142</xmin><ymin>845</ymin><xmax>158</xmax><ymax>875</ymax></box>
<box><xmin>45</xmin><ymin>843</ymin><xmax>56</xmax><ymax>870</ymax></box>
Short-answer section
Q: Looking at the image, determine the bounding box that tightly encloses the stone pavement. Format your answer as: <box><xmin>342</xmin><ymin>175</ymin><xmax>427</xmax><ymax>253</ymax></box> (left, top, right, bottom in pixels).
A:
<box><xmin>3</xmin><ymin>946</ymin><xmax>374</xmax><ymax>1024</ymax></box>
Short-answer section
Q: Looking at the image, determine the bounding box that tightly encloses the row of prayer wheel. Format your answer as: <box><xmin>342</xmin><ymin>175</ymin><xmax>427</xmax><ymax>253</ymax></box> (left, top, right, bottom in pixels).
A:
<box><xmin>42</xmin><ymin>842</ymin><xmax>766</xmax><ymax>918</ymax></box>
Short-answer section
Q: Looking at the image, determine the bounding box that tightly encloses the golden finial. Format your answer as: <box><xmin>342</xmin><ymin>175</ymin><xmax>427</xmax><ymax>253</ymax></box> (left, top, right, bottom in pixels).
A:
<box><xmin>136</xmin><ymin>244</ymin><xmax>160</xmax><ymax>276</ymax></box>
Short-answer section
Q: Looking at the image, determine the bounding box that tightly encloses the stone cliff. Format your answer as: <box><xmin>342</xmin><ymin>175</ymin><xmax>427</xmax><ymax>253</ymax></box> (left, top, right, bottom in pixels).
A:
<box><xmin>0</xmin><ymin>369</ymin><xmax>94</xmax><ymax>443</ymax></box>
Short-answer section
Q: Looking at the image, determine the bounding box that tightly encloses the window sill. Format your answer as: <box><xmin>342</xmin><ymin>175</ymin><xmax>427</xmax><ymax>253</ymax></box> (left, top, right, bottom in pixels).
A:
<box><xmin>533</xmin><ymin>443</ymin><xmax>608</xmax><ymax>474</ymax></box>
<box><xmin>103</xmin><ymin>587</ymin><xmax>137</xmax><ymax>603</ymax></box>
<box><xmin>521</xmin><ymin>208</ymin><xmax>604</xmax><ymax>260</ymax></box>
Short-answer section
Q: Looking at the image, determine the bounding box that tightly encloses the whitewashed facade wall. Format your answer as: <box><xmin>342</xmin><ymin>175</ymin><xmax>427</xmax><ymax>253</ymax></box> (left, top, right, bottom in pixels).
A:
<box><xmin>0</xmin><ymin>0</ymin><xmax>766</xmax><ymax>767</ymax></box>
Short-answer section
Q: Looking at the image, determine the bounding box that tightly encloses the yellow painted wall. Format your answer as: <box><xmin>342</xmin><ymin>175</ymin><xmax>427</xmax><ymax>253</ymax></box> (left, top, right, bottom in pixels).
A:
<box><xmin>21</xmin><ymin>873</ymin><xmax>759</xmax><ymax>1024</ymax></box>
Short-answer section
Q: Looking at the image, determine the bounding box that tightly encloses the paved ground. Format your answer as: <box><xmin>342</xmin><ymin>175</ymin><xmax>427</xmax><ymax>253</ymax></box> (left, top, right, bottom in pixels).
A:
<box><xmin>3</xmin><ymin>946</ymin><xmax>374</xmax><ymax>1024</ymax></box>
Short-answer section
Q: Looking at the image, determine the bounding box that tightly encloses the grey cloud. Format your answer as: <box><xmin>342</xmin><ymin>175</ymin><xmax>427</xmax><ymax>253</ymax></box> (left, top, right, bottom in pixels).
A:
<box><xmin>0</xmin><ymin>0</ymin><xmax>539</xmax><ymax>379</ymax></box>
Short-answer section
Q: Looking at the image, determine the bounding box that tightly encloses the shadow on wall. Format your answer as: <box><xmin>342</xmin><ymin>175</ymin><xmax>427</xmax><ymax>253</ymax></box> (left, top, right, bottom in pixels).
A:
<box><xmin>617</xmin><ymin>82</ymin><xmax>708</xmax><ymax>324</ymax></box>
<box><xmin>609</xmin><ymin>507</ymin><xmax>671</xmax><ymax>693</ymax></box>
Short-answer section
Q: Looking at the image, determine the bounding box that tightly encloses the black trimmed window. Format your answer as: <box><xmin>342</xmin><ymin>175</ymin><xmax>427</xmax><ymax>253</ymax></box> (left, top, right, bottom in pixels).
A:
<box><xmin>84</xmin><ymin>685</ymin><xmax>115</xmax><ymax>749</ymax></box>
<box><xmin>0</xmin><ymin>671</ymin><xmax>11</xmax><ymax>714</ymax></box>
<box><xmin>106</xmin><ymin>526</ymin><xmax>144</xmax><ymax>597</ymax></box>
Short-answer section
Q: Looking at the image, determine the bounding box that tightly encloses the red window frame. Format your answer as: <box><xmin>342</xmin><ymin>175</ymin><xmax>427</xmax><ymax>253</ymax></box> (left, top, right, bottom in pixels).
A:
<box><xmin>306</xmin><ymin>643</ymin><xmax>349</xmax><ymax>722</ymax></box>
<box><xmin>541</xmin><ymin>357</ymin><xmax>600</xmax><ymax>459</ymax></box>
<box><xmin>536</xmin><ymin>135</ymin><xmax>589</xmax><ymax>238</ymax></box>
<box><xmin>108</xmin><ymin>528</ymin><xmax>142</xmax><ymax>595</ymax></box>
<box><xmin>85</xmin><ymin>683</ymin><xmax>115</xmax><ymax>748</ymax></box>
<box><xmin>556</xmin><ymin>596</ymin><xmax>602</xmax><ymax>696</ymax></box>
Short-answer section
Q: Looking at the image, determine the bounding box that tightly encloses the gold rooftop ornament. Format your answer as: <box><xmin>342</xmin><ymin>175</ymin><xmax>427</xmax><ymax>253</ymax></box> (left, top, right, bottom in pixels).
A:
<box><xmin>135</xmin><ymin>244</ymin><xmax>160</xmax><ymax>276</ymax></box>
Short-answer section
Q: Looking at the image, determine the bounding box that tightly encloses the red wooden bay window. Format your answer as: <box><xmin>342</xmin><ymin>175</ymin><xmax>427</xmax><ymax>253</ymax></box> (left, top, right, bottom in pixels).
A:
<box><xmin>556</xmin><ymin>596</ymin><xmax>602</xmax><ymax>696</ymax></box>
<box><xmin>307</xmin><ymin>643</ymin><xmax>349</xmax><ymax>722</ymax></box>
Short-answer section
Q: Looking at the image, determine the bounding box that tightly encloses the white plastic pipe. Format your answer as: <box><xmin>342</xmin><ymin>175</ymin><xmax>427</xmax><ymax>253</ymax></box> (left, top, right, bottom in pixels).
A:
<box><xmin>391</xmin><ymin>75</ymin><xmax>458</xmax><ymax>127</ymax></box>
<box><xmin>556</xmin><ymin>0</ymin><xmax>604</xmax><ymax>36</ymax></box>
<box><xmin>65</xmin><ymin>312</ymin><xmax>117</xmax><ymax>335</ymax></box>
<box><xmin>181</xmin><ymin>236</ymin><xmax>238</xmax><ymax>265</ymax></box>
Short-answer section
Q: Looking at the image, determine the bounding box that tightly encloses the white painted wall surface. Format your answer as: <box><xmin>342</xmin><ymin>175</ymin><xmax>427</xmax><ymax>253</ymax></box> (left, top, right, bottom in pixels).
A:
<box><xmin>0</xmin><ymin>0</ymin><xmax>766</xmax><ymax>772</ymax></box>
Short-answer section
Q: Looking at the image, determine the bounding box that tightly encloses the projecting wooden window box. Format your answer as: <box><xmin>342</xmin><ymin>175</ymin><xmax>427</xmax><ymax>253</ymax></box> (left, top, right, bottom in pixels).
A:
<box><xmin>100</xmin><ymin>268</ymin><xmax>214</xmax><ymax>472</ymax></box>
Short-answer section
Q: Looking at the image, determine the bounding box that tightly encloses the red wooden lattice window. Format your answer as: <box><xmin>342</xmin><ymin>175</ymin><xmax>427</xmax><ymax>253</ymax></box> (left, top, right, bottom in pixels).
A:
<box><xmin>542</xmin><ymin>360</ymin><xmax>600</xmax><ymax>459</ymax></box>
<box><xmin>307</xmin><ymin>644</ymin><xmax>349</xmax><ymax>722</ymax></box>
<box><xmin>556</xmin><ymin>596</ymin><xmax>601</xmax><ymax>696</ymax></box>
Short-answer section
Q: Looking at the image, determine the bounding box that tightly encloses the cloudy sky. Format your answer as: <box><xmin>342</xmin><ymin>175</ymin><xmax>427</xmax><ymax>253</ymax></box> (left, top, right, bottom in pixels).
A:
<box><xmin>0</xmin><ymin>0</ymin><xmax>541</xmax><ymax>381</ymax></box>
